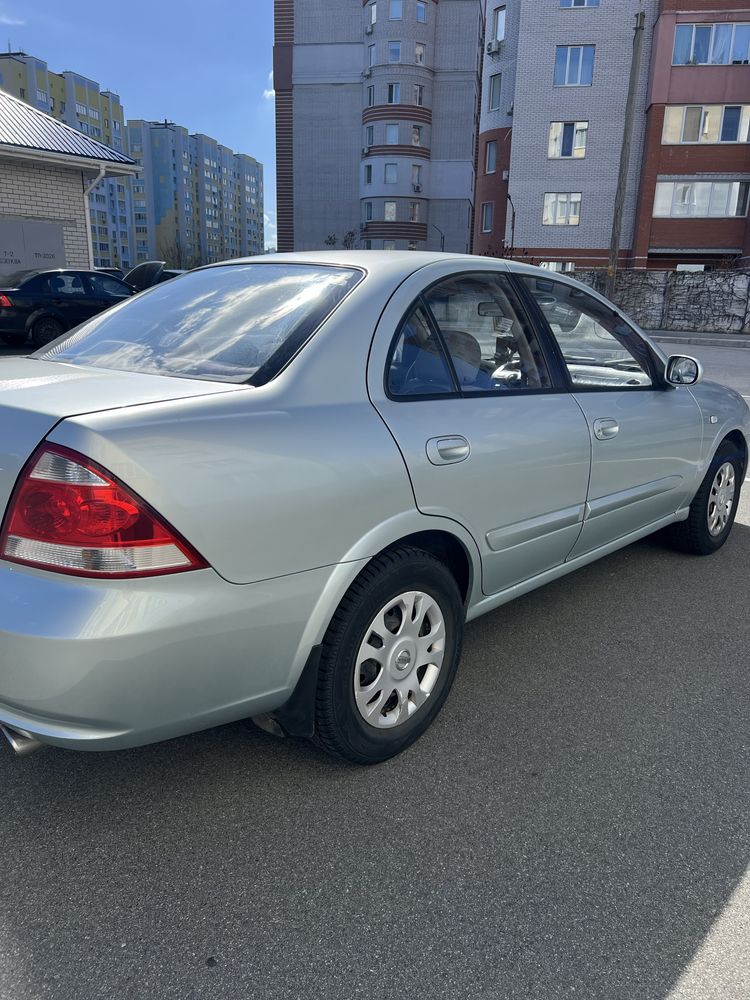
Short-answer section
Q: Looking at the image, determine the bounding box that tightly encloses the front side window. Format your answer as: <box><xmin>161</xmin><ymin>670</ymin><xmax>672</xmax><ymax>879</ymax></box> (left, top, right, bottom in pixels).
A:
<box><xmin>543</xmin><ymin>193</ymin><xmax>582</xmax><ymax>225</ymax></box>
<box><xmin>548</xmin><ymin>121</ymin><xmax>588</xmax><ymax>157</ymax></box>
<box><xmin>489</xmin><ymin>73</ymin><xmax>502</xmax><ymax>110</ymax></box>
<box><xmin>554</xmin><ymin>44</ymin><xmax>595</xmax><ymax>85</ymax></box>
<box><xmin>520</xmin><ymin>276</ymin><xmax>653</xmax><ymax>389</ymax></box>
<box><xmin>485</xmin><ymin>140</ymin><xmax>497</xmax><ymax>173</ymax></box>
<box><xmin>39</xmin><ymin>265</ymin><xmax>363</xmax><ymax>385</ymax></box>
<box><xmin>481</xmin><ymin>202</ymin><xmax>494</xmax><ymax>232</ymax></box>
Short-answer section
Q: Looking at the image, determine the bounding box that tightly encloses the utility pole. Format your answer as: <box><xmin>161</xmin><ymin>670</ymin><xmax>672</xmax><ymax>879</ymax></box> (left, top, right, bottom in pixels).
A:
<box><xmin>606</xmin><ymin>10</ymin><xmax>646</xmax><ymax>301</ymax></box>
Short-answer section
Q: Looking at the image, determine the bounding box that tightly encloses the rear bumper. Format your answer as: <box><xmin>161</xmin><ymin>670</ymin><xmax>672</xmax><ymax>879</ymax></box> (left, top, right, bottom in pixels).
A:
<box><xmin>0</xmin><ymin>560</ymin><xmax>343</xmax><ymax>751</ymax></box>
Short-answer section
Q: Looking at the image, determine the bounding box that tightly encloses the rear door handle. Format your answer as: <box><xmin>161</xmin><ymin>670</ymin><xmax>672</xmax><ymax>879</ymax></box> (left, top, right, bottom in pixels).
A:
<box><xmin>426</xmin><ymin>436</ymin><xmax>471</xmax><ymax>465</ymax></box>
<box><xmin>593</xmin><ymin>418</ymin><xmax>619</xmax><ymax>441</ymax></box>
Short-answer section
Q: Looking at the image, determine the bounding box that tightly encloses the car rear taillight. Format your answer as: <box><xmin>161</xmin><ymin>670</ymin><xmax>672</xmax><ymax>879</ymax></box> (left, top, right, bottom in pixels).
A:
<box><xmin>0</xmin><ymin>294</ymin><xmax>12</xmax><ymax>308</ymax></box>
<box><xmin>0</xmin><ymin>444</ymin><xmax>207</xmax><ymax>578</ymax></box>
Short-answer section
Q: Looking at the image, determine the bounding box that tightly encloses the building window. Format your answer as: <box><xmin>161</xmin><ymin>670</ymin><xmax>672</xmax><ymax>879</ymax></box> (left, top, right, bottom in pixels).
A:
<box><xmin>366</xmin><ymin>124</ymin><xmax>375</xmax><ymax>146</ymax></box>
<box><xmin>554</xmin><ymin>45</ymin><xmax>595</xmax><ymax>85</ymax></box>
<box><xmin>89</xmin><ymin>107</ymin><xmax>100</xmax><ymax>120</ymax></box>
<box><xmin>383</xmin><ymin>241</ymin><xmax>397</xmax><ymax>250</ymax></box>
<box><xmin>662</xmin><ymin>104</ymin><xmax>750</xmax><ymax>144</ymax></box>
<box><xmin>385</xmin><ymin>163</ymin><xmax>398</xmax><ymax>184</ymax></box>
<box><xmin>543</xmin><ymin>193</ymin><xmax>582</xmax><ymax>225</ymax></box>
<box><xmin>369</xmin><ymin>2</ymin><xmax>377</xmax><ymax>24</ymax></box>
<box><xmin>384</xmin><ymin>201</ymin><xmax>397</xmax><ymax>220</ymax></box>
<box><xmin>673</xmin><ymin>22</ymin><xmax>750</xmax><ymax>66</ymax></box>
<box><xmin>364</xmin><ymin>239</ymin><xmax>373</xmax><ymax>249</ymax></box>
<box><xmin>36</xmin><ymin>89</ymin><xmax>48</xmax><ymax>104</ymax></box>
<box><xmin>389</xmin><ymin>40</ymin><xmax>401</xmax><ymax>62</ymax></box>
<box><xmin>365</xmin><ymin>201</ymin><xmax>373</xmax><ymax>221</ymax></box>
<box><xmin>414</xmin><ymin>84</ymin><xmax>424</xmax><ymax>106</ymax></box>
<box><xmin>75</xmin><ymin>102</ymin><xmax>87</xmax><ymax>115</ymax></box>
<box><xmin>492</xmin><ymin>6</ymin><xmax>506</xmax><ymax>41</ymax></box>
<box><xmin>481</xmin><ymin>202</ymin><xmax>494</xmax><ymax>232</ymax></box>
<box><xmin>388</xmin><ymin>82</ymin><xmax>401</xmax><ymax>103</ymax></box>
<box><xmin>488</xmin><ymin>74</ymin><xmax>502</xmax><ymax>111</ymax></box>
<box><xmin>415</xmin><ymin>42</ymin><xmax>426</xmax><ymax>65</ymax></box>
<box><xmin>409</xmin><ymin>201</ymin><xmax>420</xmax><ymax>222</ymax></box>
<box><xmin>653</xmin><ymin>180</ymin><xmax>750</xmax><ymax>218</ymax></box>
<box><xmin>365</xmin><ymin>164</ymin><xmax>373</xmax><ymax>184</ymax></box>
<box><xmin>369</xmin><ymin>44</ymin><xmax>376</xmax><ymax>66</ymax></box>
<box><xmin>412</xmin><ymin>125</ymin><xmax>423</xmax><ymax>145</ymax></box>
<box><xmin>368</xmin><ymin>85</ymin><xmax>376</xmax><ymax>107</ymax></box>
<box><xmin>386</xmin><ymin>123</ymin><xmax>399</xmax><ymax>144</ymax></box>
<box><xmin>389</xmin><ymin>0</ymin><xmax>402</xmax><ymax>18</ymax></box>
<box><xmin>485</xmin><ymin>140</ymin><xmax>497</xmax><ymax>173</ymax></box>
<box><xmin>548</xmin><ymin>121</ymin><xmax>588</xmax><ymax>157</ymax></box>
<box><xmin>540</xmin><ymin>261</ymin><xmax>577</xmax><ymax>272</ymax></box>
<box><xmin>561</xmin><ymin>0</ymin><xmax>599</xmax><ymax>6</ymax></box>
<box><xmin>417</xmin><ymin>1</ymin><xmax>427</xmax><ymax>23</ymax></box>
<box><xmin>412</xmin><ymin>164</ymin><xmax>423</xmax><ymax>189</ymax></box>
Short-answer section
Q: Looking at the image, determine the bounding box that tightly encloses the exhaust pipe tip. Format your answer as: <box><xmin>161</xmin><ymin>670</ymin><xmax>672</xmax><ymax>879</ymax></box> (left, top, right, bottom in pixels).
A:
<box><xmin>0</xmin><ymin>723</ymin><xmax>44</xmax><ymax>756</ymax></box>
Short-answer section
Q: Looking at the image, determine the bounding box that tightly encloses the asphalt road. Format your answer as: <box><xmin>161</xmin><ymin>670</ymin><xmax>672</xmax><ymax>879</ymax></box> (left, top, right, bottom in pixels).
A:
<box><xmin>0</xmin><ymin>341</ymin><xmax>749</xmax><ymax>1000</ymax></box>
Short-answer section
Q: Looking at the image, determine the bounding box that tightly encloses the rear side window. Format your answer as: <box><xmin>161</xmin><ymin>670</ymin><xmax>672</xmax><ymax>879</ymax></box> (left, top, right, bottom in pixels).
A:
<box><xmin>37</xmin><ymin>264</ymin><xmax>363</xmax><ymax>384</ymax></box>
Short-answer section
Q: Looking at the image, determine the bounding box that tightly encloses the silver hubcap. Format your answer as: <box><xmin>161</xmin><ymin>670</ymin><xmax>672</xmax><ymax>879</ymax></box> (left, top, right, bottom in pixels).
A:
<box><xmin>707</xmin><ymin>461</ymin><xmax>735</xmax><ymax>537</ymax></box>
<box><xmin>354</xmin><ymin>591</ymin><xmax>446</xmax><ymax>729</ymax></box>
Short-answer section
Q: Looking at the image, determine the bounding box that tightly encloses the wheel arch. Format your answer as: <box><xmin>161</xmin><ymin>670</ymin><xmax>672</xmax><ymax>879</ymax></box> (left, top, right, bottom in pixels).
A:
<box><xmin>721</xmin><ymin>429</ymin><xmax>748</xmax><ymax>477</ymax></box>
<box><xmin>24</xmin><ymin>308</ymin><xmax>64</xmax><ymax>333</ymax></box>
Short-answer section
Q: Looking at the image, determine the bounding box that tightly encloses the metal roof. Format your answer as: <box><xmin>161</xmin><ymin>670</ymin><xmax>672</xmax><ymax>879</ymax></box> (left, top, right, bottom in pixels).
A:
<box><xmin>0</xmin><ymin>88</ymin><xmax>134</xmax><ymax>164</ymax></box>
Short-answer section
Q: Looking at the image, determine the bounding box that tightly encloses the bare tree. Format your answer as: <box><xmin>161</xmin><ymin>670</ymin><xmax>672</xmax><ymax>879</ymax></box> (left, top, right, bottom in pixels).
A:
<box><xmin>342</xmin><ymin>230</ymin><xmax>357</xmax><ymax>250</ymax></box>
<box><xmin>324</xmin><ymin>233</ymin><xmax>338</xmax><ymax>248</ymax></box>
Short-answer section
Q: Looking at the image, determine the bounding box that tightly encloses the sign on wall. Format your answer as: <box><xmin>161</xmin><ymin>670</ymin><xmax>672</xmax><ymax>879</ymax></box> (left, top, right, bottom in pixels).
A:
<box><xmin>0</xmin><ymin>218</ymin><xmax>66</xmax><ymax>277</ymax></box>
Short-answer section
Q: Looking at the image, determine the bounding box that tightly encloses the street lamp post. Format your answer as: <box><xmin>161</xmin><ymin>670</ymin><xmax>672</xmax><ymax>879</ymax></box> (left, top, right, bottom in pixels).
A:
<box><xmin>431</xmin><ymin>224</ymin><xmax>445</xmax><ymax>252</ymax></box>
<box><xmin>506</xmin><ymin>192</ymin><xmax>516</xmax><ymax>260</ymax></box>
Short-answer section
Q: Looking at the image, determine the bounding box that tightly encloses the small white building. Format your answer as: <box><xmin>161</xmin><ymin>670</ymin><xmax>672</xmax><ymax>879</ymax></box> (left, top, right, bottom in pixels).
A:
<box><xmin>0</xmin><ymin>89</ymin><xmax>138</xmax><ymax>278</ymax></box>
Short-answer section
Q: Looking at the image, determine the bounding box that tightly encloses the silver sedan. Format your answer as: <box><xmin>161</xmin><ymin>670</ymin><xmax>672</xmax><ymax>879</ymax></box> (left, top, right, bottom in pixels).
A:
<box><xmin>0</xmin><ymin>252</ymin><xmax>747</xmax><ymax>763</ymax></box>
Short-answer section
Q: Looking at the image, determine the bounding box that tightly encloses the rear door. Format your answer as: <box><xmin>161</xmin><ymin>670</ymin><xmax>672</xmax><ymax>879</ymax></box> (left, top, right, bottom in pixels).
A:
<box><xmin>517</xmin><ymin>274</ymin><xmax>703</xmax><ymax>557</ymax></box>
<box><xmin>83</xmin><ymin>273</ymin><xmax>133</xmax><ymax>314</ymax></box>
<box><xmin>368</xmin><ymin>264</ymin><xmax>592</xmax><ymax>596</ymax></box>
<box><xmin>44</xmin><ymin>272</ymin><xmax>100</xmax><ymax>327</ymax></box>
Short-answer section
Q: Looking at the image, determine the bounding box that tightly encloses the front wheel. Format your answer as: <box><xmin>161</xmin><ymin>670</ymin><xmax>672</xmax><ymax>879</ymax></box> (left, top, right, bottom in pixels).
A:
<box><xmin>666</xmin><ymin>442</ymin><xmax>743</xmax><ymax>555</ymax></box>
<box><xmin>314</xmin><ymin>546</ymin><xmax>464</xmax><ymax>764</ymax></box>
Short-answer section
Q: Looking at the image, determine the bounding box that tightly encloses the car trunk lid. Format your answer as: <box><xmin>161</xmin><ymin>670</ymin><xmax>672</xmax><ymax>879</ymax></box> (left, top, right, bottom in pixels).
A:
<box><xmin>0</xmin><ymin>356</ymin><xmax>243</xmax><ymax>513</ymax></box>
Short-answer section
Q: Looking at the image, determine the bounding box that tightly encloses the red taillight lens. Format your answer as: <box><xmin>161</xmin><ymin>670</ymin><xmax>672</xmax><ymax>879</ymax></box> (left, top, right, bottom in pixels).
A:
<box><xmin>0</xmin><ymin>294</ymin><xmax>13</xmax><ymax>308</ymax></box>
<box><xmin>0</xmin><ymin>445</ymin><xmax>207</xmax><ymax>578</ymax></box>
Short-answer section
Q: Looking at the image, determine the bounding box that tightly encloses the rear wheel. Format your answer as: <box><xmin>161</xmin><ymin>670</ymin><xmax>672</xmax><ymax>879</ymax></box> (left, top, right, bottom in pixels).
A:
<box><xmin>30</xmin><ymin>316</ymin><xmax>64</xmax><ymax>349</ymax></box>
<box><xmin>666</xmin><ymin>442</ymin><xmax>743</xmax><ymax>555</ymax></box>
<box><xmin>314</xmin><ymin>546</ymin><xmax>464</xmax><ymax>764</ymax></box>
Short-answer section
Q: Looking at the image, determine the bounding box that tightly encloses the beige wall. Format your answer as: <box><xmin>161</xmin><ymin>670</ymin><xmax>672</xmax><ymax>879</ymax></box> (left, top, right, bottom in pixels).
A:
<box><xmin>0</xmin><ymin>157</ymin><xmax>91</xmax><ymax>268</ymax></box>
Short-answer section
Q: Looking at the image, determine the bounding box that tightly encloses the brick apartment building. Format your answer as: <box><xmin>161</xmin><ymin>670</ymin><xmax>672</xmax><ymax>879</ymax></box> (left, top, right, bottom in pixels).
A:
<box><xmin>474</xmin><ymin>0</ymin><xmax>750</xmax><ymax>271</ymax></box>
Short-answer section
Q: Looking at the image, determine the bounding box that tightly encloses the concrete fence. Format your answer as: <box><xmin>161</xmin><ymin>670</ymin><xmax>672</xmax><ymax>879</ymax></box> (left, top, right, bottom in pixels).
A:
<box><xmin>576</xmin><ymin>270</ymin><xmax>750</xmax><ymax>335</ymax></box>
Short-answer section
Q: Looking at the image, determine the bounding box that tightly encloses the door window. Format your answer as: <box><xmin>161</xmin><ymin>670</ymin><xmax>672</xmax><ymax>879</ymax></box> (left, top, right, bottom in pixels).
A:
<box><xmin>85</xmin><ymin>274</ymin><xmax>130</xmax><ymax>298</ymax></box>
<box><xmin>423</xmin><ymin>273</ymin><xmax>552</xmax><ymax>392</ymax></box>
<box><xmin>47</xmin><ymin>274</ymin><xmax>86</xmax><ymax>296</ymax></box>
<box><xmin>519</xmin><ymin>276</ymin><xmax>654</xmax><ymax>389</ymax></box>
<box><xmin>387</xmin><ymin>304</ymin><xmax>456</xmax><ymax>397</ymax></box>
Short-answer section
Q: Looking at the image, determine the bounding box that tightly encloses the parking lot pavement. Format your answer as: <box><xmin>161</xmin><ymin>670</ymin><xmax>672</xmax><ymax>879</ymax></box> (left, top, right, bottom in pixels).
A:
<box><xmin>0</xmin><ymin>342</ymin><xmax>748</xmax><ymax>1000</ymax></box>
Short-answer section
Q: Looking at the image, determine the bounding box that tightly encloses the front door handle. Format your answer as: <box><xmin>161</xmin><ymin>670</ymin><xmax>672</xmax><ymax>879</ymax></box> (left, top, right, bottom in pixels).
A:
<box><xmin>593</xmin><ymin>418</ymin><xmax>619</xmax><ymax>441</ymax></box>
<box><xmin>426</xmin><ymin>436</ymin><xmax>471</xmax><ymax>465</ymax></box>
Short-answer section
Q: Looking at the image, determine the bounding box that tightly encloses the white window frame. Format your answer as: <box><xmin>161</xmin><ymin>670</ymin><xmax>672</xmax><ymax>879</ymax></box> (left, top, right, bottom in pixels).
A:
<box><xmin>543</xmin><ymin>193</ymin><xmax>582</xmax><ymax>226</ymax></box>
<box><xmin>493</xmin><ymin>6</ymin><xmax>506</xmax><ymax>41</ymax></box>
<box><xmin>415</xmin><ymin>42</ymin><xmax>426</xmax><ymax>65</ymax></box>
<box><xmin>481</xmin><ymin>202</ymin><xmax>494</xmax><ymax>232</ymax></box>
<box><xmin>387</xmin><ymin>82</ymin><xmax>401</xmax><ymax>104</ymax></box>
<box><xmin>369</xmin><ymin>44</ymin><xmax>376</xmax><ymax>66</ymax></box>
<box><xmin>384</xmin><ymin>163</ymin><xmax>398</xmax><ymax>184</ymax></box>
<box><xmin>672</xmin><ymin>22</ymin><xmax>750</xmax><ymax>66</ymax></box>
<box><xmin>384</xmin><ymin>201</ymin><xmax>397</xmax><ymax>220</ymax></box>
<box><xmin>489</xmin><ymin>73</ymin><xmax>502</xmax><ymax>111</ymax></box>
<box><xmin>416</xmin><ymin>1</ymin><xmax>427</xmax><ymax>23</ymax></box>
<box><xmin>386</xmin><ymin>123</ymin><xmax>399</xmax><ymax>144</ymax></box>
<box><xmin>388</xmin><ymin>40</ymin><xmax>402</xmax><ymax>63</ymax></box>
<box><xmin>548</xmin><ymin>121</ymin><xmax>588</xmax><ymax>158</ymax></box>
<box><xmin>653</xmin><ymin>180</ymin><xmax>750</xmax><ymax>218</ymax></box>
<box><xmin>555</xmin><ymin>44</ymin><xmax>595</xmax><ymax>86</ymax></box>
<box><xmin>485</xmin><ymin>140</ymin><xmax>497</xmax><ymax>173</ymax></box>
<box><xmin>412</xmin><ymin>124</ymin><xmax>423</xmax><ymax>146</ymax></box>
<box><xmin>662</xmin><ymin>104</ymin><xmax>750</xmax><ymax>144</ymax></box>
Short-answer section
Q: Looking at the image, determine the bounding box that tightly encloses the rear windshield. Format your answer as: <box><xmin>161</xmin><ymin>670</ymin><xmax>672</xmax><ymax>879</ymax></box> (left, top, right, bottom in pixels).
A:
<box><xmin>36</xmin><ymin>263</ymin><xmax>363</xmax><ymax>384</ymax></box>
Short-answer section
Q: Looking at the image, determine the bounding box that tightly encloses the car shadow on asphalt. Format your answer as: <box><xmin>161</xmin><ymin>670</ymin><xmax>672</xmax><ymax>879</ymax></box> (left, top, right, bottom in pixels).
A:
<box><xmin>1</xmin><ymin>524</ymin><xmax>748</xmax><ymax>1000</ymax></box>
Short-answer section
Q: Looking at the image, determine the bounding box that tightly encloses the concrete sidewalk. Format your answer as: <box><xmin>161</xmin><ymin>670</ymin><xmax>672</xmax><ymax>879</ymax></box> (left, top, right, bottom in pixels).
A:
<box><xmin>647</xmin><ymin>330</ymin><xmax>750</xmax><ymax>349</ymax></box>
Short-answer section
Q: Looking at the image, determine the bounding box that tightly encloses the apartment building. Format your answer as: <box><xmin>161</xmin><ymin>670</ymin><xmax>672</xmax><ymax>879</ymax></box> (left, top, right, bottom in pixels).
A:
<box><xmin>274</xmin><ymin>0</ymin><xmax>483</xmax><ymax>253</ymax></box>
<box><xmin>0</xmin><ymin>52</ymin><xmax>133</xmax><ymax>271</ymax></box>
<box><xmin>126</xmin><ymin>121</ymin><xmax>264</xmax><ymax>267</ymax></box>
<box><xmin>475</xmin><ymin>0</ymin><xmax>660</xmax><ymax>270</ymax></box>
<box><xmin>632</xmin><ymin>1</ymin><xmax>750</xmax><ymax>269</ymax></box>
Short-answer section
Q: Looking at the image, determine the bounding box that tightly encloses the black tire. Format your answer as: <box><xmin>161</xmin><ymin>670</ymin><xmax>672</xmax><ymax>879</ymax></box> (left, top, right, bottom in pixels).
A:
<box><xmin>665</xmin><ymin>442</ymin><xmax>743</xmax><ymax>555</ymax></box>
<box><xmin>315</xmin><ymin>546</ymin><xmax>464</xmax><ymax>764</ymax></box>
<box><xmin>0</xmin><ymin>332</ymin><xmax>27</xmax><ymax>347</ymax></box>
<box><xmin>30</xmin><ymin>316</ymin><xmax>65</xmax><ymax>349</ymax></box>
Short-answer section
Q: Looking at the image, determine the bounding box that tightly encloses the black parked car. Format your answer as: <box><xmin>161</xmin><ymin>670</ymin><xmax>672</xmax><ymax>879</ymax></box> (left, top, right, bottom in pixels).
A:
<box><xmin>0</xmin><ymin>269</ymin><xmax>133</xmax><ymax>348</ymax></box>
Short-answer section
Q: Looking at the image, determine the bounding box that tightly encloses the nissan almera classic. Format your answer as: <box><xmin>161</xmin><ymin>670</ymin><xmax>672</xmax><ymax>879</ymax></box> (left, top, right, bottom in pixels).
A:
<box><xmin>0</xmin><ymin>253</ymin><xmax>746</xmax><ymax>764</ymax></box>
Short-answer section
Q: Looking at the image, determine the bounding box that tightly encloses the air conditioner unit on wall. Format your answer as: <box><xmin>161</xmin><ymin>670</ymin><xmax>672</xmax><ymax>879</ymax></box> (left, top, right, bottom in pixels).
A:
<box><xmin>413</xmin><ymin>183</ymin><xmax>422</xmax><ymax>193</ymax></box>
<box><xmin>365</xmin><ymin>23</ymin><xmax>373</xmax><ymax>34</ymax></box>
<box><xmin>487</xmin><ymin>40</ymin><xmax>501</xmax><ymax>55</ymax></box>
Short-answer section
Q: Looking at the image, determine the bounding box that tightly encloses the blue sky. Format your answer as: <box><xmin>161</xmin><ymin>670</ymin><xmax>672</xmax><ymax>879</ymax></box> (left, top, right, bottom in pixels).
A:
<box><xmin>0</xmin><ymin>0</ymin><xmax>278</xmax><ymax>246</ymax></box>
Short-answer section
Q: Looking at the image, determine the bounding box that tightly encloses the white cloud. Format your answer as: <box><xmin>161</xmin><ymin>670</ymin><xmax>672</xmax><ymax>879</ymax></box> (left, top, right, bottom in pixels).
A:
<box><xmin>264</xmin><ymin>211</ymin><xmax>277</xmax><ymax>249</ymax></box>
<box><xmin>0</xmin><ymin>12</ymin><xmax>25</xmax><ymax>24</ymax></box>
<box><xmin>262</xmin><ymin>70</ymin><xmax>275</xmax><ymax>101</ymax></box>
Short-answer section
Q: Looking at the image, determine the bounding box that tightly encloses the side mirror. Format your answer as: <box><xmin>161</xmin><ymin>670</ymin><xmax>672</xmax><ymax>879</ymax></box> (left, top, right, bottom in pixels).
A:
<box><xmin>666</xmin><ymin>355</ymin><xmax>703</xmax><ymax>387</ymax></box>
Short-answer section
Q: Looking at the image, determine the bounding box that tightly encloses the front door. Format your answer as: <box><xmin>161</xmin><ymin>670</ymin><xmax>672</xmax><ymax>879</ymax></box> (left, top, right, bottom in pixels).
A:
<box><xmin>517</xmin><ymin>274</ymin><xmax>704</xmax><ymax>558</ymax></box>
<box><xmin>368</xmin><ymin>266</ymin><xmax>592</xmax><ymax>596</ymax></box>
